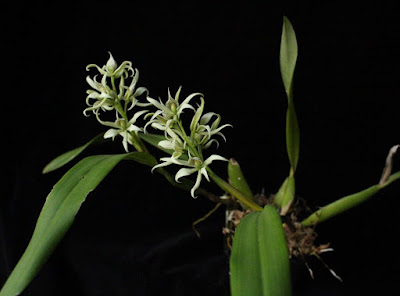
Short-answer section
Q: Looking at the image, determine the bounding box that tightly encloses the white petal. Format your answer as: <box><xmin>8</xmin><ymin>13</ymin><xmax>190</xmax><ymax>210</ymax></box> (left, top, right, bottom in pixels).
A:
<box><xmin>177</xmin><ymin>103</ymin><xmax>195</xmax><ymax>115</ymax></box>
<box><xmin>104</xmin><ymin>128</ymin><xmax>120</xmax><ymax>139</ymax></box>
<box><xmin>133</xmin><ymin>87</ymin><xmax>148</xmax><ymax>98</ymax></box>
<box><xmin>127</xmin><ymin>124</ymin><xmax>142</xmax><ymax>132</ymax></box>
<box><xmin>122</xmin><ymin>132</ymin><xmax>130</xmax><ymax>152</ymax></box>
<box><xmin>175</xmin><ymin>167</ymin><xmax>198</xmax><ymax>182</ymax></box>
<box><xmin>200</xmin><ymin>112</ymin><xmax>217</xmax><ymax>125</ymax></box>
<box><xmin>86</xmin><ymin>76</ymin><xmax>100</xmax><ymax>91</ymax></box>
<box><xmin>113</xmin><ymin>61</ymin><xmax>133</xmax><ymax>78</ymax></box>
<box><xmin>181</xmin><ymin>92</ymin><xmax>203</xmax><ymax>107</ymax></box>
<box><xmin>210</xmin><ymin>124</ymin><xmax>233</xmax><ymax>135</ymax></box>
<box><xmin>190</xmin><ymin>171</ymin><xmax>203</xmax><ymax>198</ymax></box>
<box><xmin>151</xmin><ymin>161</ymin><xmax>172</xmax><ymax>173</ymax></box>
<box><xmin>86</xmin><ymin>64</ymin><xmax>107</xmax><ymax>75</ymax></box>
<box><xmin>204</xmin><ymin>154</ymin><xmax>228</xmax><ymax>166</ymax></box>
<box><xmin>200</xmin><ymin>167</ymin><xmax>210</xmax><ymax>182</ymax></box>
<box><xmin>203</xmin><ymin>139</ymin><xmax>219</xmax><ymax>149</ymax></box>
<box><xmin>158</xmin><ymin>140</ymin><xmax>174</xmax><ymax>150</ymax></box>
<box><xmin>129</xmin><ymin>110</ymin><xmax>148</xmax><ymax>124</ymax></box>
<box><xmin>147</xmin><ymin>97</ymin><xmax>170</xmax><ymax>113</ymax></box>
<box><xmin>151</xmin><ymin>122</ymin><xmax>167</xmax><ymax>131</ymax></box>
<box><xmin>190</xmin><ymin>97</ymin><xmax>205</xmax><ymax>132</ymax></box>
<box><xmin>174</xmin><ymin>86</ymin><xmax>182</xmax><ymax>102</ymax></box>
<box><xmin>106</xmin><ymin>52</ymin><xmax>118</xmax><ymax>72</ymax></box>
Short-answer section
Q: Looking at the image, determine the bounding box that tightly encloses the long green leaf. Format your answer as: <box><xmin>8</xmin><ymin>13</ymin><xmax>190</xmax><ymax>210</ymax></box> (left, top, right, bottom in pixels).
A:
<box><xmin>42</xmin><ymin>134</ymin><xmax>105</xmax><ymax>174</ymax></box>
<box><xmin>0</xmin><ymin>152</ymin><xmax>148</xmax><ymax>296</ymax></box>
<box><xmin>139</xmin><ymin>133</ymin><xmax>173</xmax><ymax>155</ymax></box>
<box><xmin>286</xmin><ymin>103</ymin><xmax>300</xmax><ymax>172</ymax></box>
<box><xmin>280</xmin><ymin>16</ymin><xmax>300</xmax><ymax>173</ymax></box>
<box><xmin>230</xmin><ymin>205</ymin><xmax>291</xmax><ymax>296</ymax></box>
<box><xmin>274</xmin><ymin>175</ymin><xmax>295</xmax><ymax>215</ymax></box>
<box><xmin>280</xmin><ymin>16</ymin><xmax>298</xmax><ymax>98</ymax></box>
<box><xmin>228</xmin><ymin>158</ymin><xmax>254</xmax><ymax>208</ymax></box>
<box><xmin>301</xmin><ymin>171</ymin><xmax>400</xmax><ymax>226</ymax></box>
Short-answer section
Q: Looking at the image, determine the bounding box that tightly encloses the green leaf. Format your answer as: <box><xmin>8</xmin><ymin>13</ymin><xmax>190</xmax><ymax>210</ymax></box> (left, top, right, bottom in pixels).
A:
<box><xmin>280</xmin><ymin>16</ymin><xmax>300</xmax><ymax>173</ymax></box>
<box><xmin>0</xmin><ymin>152</ymin><xmax>146</xmax><ymax>296</ymax></box>
<box><xmin>230</xmin><ymin>205</ymin><xmax>291</xmax><ymax>296</ymax></box>
<box><xmin>274</xmin><ymin>175</ymin><xmax>295</xmax><ymax>215</ymax></box>
<box><xmin>139</xmin><ymin>132</ymin><xmax>189</xmax><ymax>161</ymax></box>
<box><xmin>286</xmin><ymin>103</ymin><xmax>300</xmax><ymax>172</ymax></box>
<box><xmin>228</xmin><ymin>158</ymin><xmax>254</xmax><ymax>206</ymax></box>
<box><xmin>301</xmin><ymin>185</ymin><xmax>380</xmax><ymax>226</ymax></box>
<box><xmin>280</xmin><ymin>16</ymin><xmax>298</xmax><ymax>98</ymax></box>
<box><xmin>42</xmin><ymin>134</ymin><xmax>105</xmax><ymax>174</ymax></box>
<box><xmin>139</xmin><ymin>132</ymin><xmax>173</xmax><ymax>155</ymax></box>
<box><xmin>301</xmin><ymin>171</ymin><xmax>400</xmax><ymax>226</ymax></box>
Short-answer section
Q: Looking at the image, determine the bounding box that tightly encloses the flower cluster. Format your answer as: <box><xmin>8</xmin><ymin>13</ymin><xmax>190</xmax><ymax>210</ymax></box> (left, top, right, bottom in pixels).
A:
<box><xmin>84</xmin><ymin>53</ymin><xmax>232</xmax><ymax>197</ymax></box>
<box><xmin>147</xmin><ymin>87</ymin><xmax>232</xmax><ymax>197</ymax></box>
<box><xmin>84</xmin><ymin>52</ymin><xmax>150</xmax><ymax>152</ymax></box>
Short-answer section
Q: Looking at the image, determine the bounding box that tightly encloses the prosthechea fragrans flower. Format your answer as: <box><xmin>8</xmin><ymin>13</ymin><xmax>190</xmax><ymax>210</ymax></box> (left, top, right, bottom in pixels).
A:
<box><xmin>102</xmin><ymin>110</ymin><xmax>148</xmax><ymax>152</ymax></box>
<box><xmin>86</xmin><ymin>52</ymin><xmax>134</xmax><ymax>78</ymax></box>
<box><xmin>145</xmin><ymin>87</ymin><xmax>232</xmax><ymax>198</ymax></box>
<box><xmin>153</xmin><ymin>154</ymin><xmax>228</xmax><ymax>198</ymax></box>
<box><xmin>84</xmin><ymin>52</ymin><xmax>150</xmax><ymax>152</ymax></box>
<box><xmin>145</xmin><ymin>86</ymin><xmax>201</xmax><ymax>132</ymax></box>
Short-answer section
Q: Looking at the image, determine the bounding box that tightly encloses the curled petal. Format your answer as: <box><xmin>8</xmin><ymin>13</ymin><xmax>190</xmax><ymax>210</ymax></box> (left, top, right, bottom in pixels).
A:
<box><xmin>151</xmin><ymin>122</ymin><xmax>168</xmax><ymax>131</ymax></box>
<box><xmin>200</xmin><ymin>112</ymin><xmax>218</xmax><ymax>125</ymax></box>
<box><xmin>203</xmin><ymin>154</ymin><xmax>228</xmax><ymax>166</ymax></box>
<box><xmin>122</xmin><ymin>131</ymin><xmax>130</xmax><ymax>152</ymax></box>
<box><xmin>127</xmin><ymin>124</ymin><xmax>142</xmax><ymax>133</ymax></box>
<box><xmin>95</xmin><ymin>112</ymin><xmax>119</xmax><ymax>128</ymax></box>
<box><xmin>158</xmin><ymin>140</ymin><xmax>174</xmax><ymax>150</ymax></box>
<box><xmin>203</xmin><ymin>139</ymin><xmax>220</xmax><ymax>149</ymax></box>
<box><xmin>151</xmin><ymin>158</ymin><xmax>176</xmax><ymax>173</ymax></box>
<box><xmin>147</xmin><ymin>97</ymin><xmax>170</xmax><ymax>113</ymax></box>
<box><xmin>190</xmin><ymin>171</ymin><xmax>203</xmax><ymax>198</ymax></box>
<box><xmin>104</xmin><ymin>128</ymin><xmax>120</xmax><ymax>140</ymax></box>
<box><xmin>86</xmin><ymin>64</ymin><xmax>107</xmax><ymax>75</ymax></box>
<box><xmin>113</xmin><ymin>61</ymin><xmax>133</xmax><ymax>78</ymax></box>
<box><xmin>132</xmin><ymin>87</ymin><xmax>148</xmax><ymax>98</ymax></box>
<box><xmin>175</xmin><ymin>167</ymin><xmax>198</xmax><ymax>182</ymax></box>
<box><xmin>129</xmin><ymin>110</ymin><xmax>148</xmax><ymax>124</ymax></box>
<box><xmin>200</xmin><ymin>167</ymin><xmax>210</xmax><ymax>182</ymax></box>
<box><xmin>86</xmin><ymin>76</ymin><xmax>100</xmax><ymax>91</ymax></box>
<box><xmin>177</xmin><ymin>103</ymin><xmax>195</xmax><ymax>116</ymax></box>
<box><xmin>180</xmin><ymin>92</ymin><xmax>203</xmax><ymax>107</ymax></box>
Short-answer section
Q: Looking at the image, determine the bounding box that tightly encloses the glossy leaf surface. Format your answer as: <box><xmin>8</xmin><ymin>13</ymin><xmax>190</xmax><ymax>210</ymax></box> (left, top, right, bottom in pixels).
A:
<box><xmin>230</xmin><ymin>205</ymin><xmax>291</xmax><ymax>296</ymax></box>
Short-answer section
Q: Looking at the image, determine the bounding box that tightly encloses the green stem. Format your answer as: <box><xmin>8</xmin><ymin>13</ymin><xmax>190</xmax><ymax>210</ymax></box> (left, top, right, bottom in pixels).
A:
<box><xmin>206</xmin><ymin>168</ymin><xmax>263</xmax><ymax>212</ymax></box>
<box><xmin>129</xmin><ymin>131</ymin><xmax>149</xmax><ymax>153</ymax></box>
<box><xmin>177</xmin><ymin>120</ymin><xmax>200</xmax><ymax>159</ymax></box>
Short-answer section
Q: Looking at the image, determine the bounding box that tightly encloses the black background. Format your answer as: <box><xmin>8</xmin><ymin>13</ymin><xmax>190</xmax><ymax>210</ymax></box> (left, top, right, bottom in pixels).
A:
<box><xmin>2</xmin><ymin>1</ymin><xmax>400</xmax><ymax>295</ymax></box>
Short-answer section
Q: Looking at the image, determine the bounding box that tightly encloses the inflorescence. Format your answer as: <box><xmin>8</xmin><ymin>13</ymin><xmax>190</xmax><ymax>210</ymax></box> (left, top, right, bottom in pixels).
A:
<box><xmin>85</xmin><ymin>53</ymin><xmax>232</xmax><ymax>197</ymax></box>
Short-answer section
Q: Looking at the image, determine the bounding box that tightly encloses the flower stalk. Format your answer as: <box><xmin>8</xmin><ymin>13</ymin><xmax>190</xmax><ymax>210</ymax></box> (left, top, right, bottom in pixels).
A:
<box><xmin>206</xmin><ymin>168</ymin><xmax>263</xmax><ymax>212</ymax></box>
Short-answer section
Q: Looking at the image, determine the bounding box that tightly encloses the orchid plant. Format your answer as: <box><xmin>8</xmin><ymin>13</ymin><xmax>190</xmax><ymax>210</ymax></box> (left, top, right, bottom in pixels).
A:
<box><xmin>1</xmin><ymin>17</ymin><xmax>399</xmax><ymax>296</ymax></box>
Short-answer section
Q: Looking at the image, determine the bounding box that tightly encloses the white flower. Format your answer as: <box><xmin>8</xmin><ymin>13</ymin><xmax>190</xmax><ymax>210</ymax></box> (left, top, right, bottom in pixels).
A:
<box><xmin>145</xmin><ymin>87</ymin><xmax>202</xmax><ymax>131</ymax></box>
<box><xmin>84</xmin><ymin>73</ymin><xmax>115</xmax><ymax>116</ymax></box>
<box><xmin>157</xmin><ymin>128</ymin><xmax>186</xmax><ymax>159</ymax></box>
<box><xmin>120</xmin><ymin>68</ymin><xmax>150</xmax><ymax>111</ymax></box>
<box><xmin>152</xmin><ymin>154</ymin><xmax>228</xmax><ymax>198</ymax></box>
<box><xmin>194</xmin><ymin>112</ymin><xmax>232</xmax><ymax>148</ymax></box>
<box><xmin>86</xmin><ymin>52</ymin><xmax>133</xmax><ymax>78</ymax></box>
<box><xmin>175</xmin><ymin>155</ymin><xmax>228</xmax><ymax>198</ymax></box>
<box><xmin>102</xmin><ymin>110</ymin><xmax>148</xmax><ymax>152</ymax></box>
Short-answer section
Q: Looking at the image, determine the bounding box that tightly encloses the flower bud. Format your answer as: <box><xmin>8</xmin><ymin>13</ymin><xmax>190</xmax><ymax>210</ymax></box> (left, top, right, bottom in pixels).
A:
<box><xmin>106</xmin><ymin>52</ymin><xmax>118</xmax><ymax>73</ymax></box>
